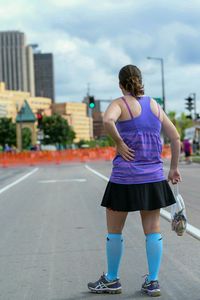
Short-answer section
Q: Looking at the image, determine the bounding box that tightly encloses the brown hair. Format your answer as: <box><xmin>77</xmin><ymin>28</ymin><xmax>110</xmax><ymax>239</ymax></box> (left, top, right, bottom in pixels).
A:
<box><xmin>118</xmin><ymin>64</ymin><xmax>144</xmax><ymax>97</ymax></box>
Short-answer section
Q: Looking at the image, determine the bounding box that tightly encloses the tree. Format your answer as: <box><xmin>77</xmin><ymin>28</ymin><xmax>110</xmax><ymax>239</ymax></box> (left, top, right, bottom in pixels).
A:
<box><xmin>168</xmin><ymin>111</ymin><xmax>193</xmax><ymax>140</ymax></box>
<box><xmin>66</xmin><ymin>126</ymin><xmax>76</xmax><ymax>145</ymax></box>
<box><xmin>0</xmin><ymin>118</ymin><xmax>16</xmax><ymax>147</ymax></box>
<box><xmin>177</xmin><ymin>113</ymin><xmax>193</xmax><ymax>140</ymax></box>
<box><xmin>42</xmin><ymin>114</ymin><xmax>75</xmax><ymax>147</ymax></box>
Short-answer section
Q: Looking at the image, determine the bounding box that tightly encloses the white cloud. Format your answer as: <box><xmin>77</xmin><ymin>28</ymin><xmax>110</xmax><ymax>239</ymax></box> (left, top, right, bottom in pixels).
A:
<box><xmin>0</xmin><ymin>0</ymin><xmax>200</xmax><ymax>114</ymax></box>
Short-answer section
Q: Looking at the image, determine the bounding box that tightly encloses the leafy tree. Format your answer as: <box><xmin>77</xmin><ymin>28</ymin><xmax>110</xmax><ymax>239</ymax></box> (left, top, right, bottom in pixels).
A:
<box><xmin>67</xmin><ymin>126</ymin><xmax>76</xmax><ymax>145</ymax></box>
<box><xmin>22</xmin><ymin>127</ymin><xmax>32</xmax><ymax>150</ymax></box>
<box><xmin>168</xmin><ymin>111</ymin><xmax>193</xmax><ymax>140</ymax></box>
<box><xmin>177</xmin><ymin>113</ymin><xmax>193</xmax><ymax>140</ymax></box>
<box><xmin>41</xmin><ymin>114</ymin><xmax>75</xmax><ymax>147</ymax></box>
<box><xmin>0</xmin><ymin>118</ymin><xmax>16</xmax><ymax>147</ymax></box>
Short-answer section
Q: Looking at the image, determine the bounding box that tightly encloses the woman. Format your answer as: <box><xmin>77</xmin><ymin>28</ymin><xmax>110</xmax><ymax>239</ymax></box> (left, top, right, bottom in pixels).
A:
<box><xmin>183</xmin><ymin>138</ymin><xmax>192</xmax><ymax>164</ymax></box>
<box><xmin>88</xmin><ymin>65</ymin><xmax>181</xmax><ymax>297</ymax></box>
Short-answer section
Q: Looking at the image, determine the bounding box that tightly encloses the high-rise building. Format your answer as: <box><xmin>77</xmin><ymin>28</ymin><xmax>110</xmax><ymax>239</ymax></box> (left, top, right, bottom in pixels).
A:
<box><xmin>26</xmin><ymin>45</ymin><xmax>35</xmax><ymax>97</ymax></box>
<box><xmin>34</xmin><ymin>53</ymin><xmax>55</xmax><ymax>102</ymax></box>
<box><xmin>0</xmin><ymin>31</ymin><xmax>35</xmax><ymax>95</ymax></box>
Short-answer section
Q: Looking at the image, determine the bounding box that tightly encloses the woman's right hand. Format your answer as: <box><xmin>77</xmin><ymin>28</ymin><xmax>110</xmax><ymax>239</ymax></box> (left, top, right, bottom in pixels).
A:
<box><xmin>168</xmin><ymin>168</ymin><xmax>182</xmax><ymax>184</ymax></box>
<box><xmin>116</xmin><ymin>140</ymin><xmax>135</xmax><ymax>161</ymax></box>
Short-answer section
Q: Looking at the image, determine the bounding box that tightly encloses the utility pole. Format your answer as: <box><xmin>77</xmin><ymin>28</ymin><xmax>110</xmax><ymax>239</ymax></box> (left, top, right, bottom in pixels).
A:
<box><xmin>147</xmin><ymin>56</ymin><xmax>166</xmax><ymax>112</ymax></box>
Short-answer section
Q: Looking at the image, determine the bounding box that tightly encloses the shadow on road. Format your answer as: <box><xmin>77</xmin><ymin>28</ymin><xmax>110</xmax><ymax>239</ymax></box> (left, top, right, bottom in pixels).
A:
<box><xmin>52</xmin><ymin>290</ymin><xmax>150</xmax><ymax>300</ymax></box>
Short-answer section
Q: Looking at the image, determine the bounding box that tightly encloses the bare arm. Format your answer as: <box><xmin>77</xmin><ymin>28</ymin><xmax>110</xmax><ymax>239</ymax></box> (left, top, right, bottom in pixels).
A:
<box><xmin>103</xmin><ymin>100</ymin><xmax>134</xmax><ymax>161</ymax></box>
<box><xmin>162</xmin><ymin>111</ymin><xmax>181</xmax><ymax>183</ymax></box>
<box><xmin>103</xmin><ymin>101</ymin><xmax>123</xmax><ymax>144</ymax></box>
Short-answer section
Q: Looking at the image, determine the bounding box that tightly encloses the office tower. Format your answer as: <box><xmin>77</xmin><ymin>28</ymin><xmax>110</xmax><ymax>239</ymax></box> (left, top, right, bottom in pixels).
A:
<box><xmin>34</xmin><ymin>53</ymin><xmax>55</xmax><ymax>102</ymax></box>
<box><xmin>0</xmin><ymin>31</ymin><xmax>35</xmax><ymax>95</ymax></box>
<box><xmin>26</xmin><ymin>45</ymin><xmax>35</xmax><ymax>96</ymax></box>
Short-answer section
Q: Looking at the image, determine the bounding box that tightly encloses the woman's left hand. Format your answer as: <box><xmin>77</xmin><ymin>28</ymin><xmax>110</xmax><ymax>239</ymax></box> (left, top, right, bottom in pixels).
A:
<box><xmin>116</xmin><ymin>140</ymin><xmax>135</xmax><ymax>161</ymax></box>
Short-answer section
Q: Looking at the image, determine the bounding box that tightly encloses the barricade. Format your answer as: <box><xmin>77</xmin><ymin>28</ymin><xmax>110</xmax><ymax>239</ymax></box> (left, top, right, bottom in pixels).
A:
<box><xmin>161</xmin><ymin>144</ymin><xmax>171</xmax><ymax>159</ymax></box>
<box><xmin>0</xmin><ymin>145</ymin><xmax>171</xmax><ymax>168</ymax></box>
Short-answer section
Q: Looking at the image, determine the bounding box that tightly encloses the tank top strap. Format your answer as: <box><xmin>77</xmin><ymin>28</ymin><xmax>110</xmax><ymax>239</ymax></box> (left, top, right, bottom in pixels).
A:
<box><xmin>121</xmin><ymin>97</ymin><xmax>134</xmax><ymax>119</ymax></box>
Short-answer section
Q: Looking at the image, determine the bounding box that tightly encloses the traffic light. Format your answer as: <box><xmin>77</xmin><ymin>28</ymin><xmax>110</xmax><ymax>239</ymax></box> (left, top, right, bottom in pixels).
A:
<box><xmin>37</xmin><ymin>112</ymin><xmax>43</xmax><ymax>129</ymax></box>
<box><xmin>89</xmin><ymin>96</ymin><xmax>95</xmax><ymax>109</ymax></box>
<box><xmin>185</xmin><ymin>96</ymin><xmax>194</xmax><ymax>112</ymax></box>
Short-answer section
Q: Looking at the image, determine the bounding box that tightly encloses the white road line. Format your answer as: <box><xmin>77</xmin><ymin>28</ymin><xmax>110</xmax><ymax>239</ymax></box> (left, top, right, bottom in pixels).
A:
<box><xmin>0</xmin><ymin>168</ymin><xmax>39</xmax><ymax>195</ymax></box>
<box><xmin>39</xmin><ymin>179</ymin><xmax>86</xmax><ymax>183</ymax></box>
<box><xmin>85</xmin><ymin>165</ymin><xmax>109</xmax><ymax>182</ymax></box>
<box><xmin>85</xmin><ymin>164</ymin><xmax>200</xmax><ymax>241</ymax></box>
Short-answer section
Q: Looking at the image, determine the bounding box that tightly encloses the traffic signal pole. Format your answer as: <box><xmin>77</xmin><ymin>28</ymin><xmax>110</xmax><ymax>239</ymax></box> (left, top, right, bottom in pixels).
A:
<box><xmin>185</xmin><ymin>93</ymin><xmax>197</xmax><ymax>119</ymax></box>
<box><xmin>192</xmin><ymin>93</ymin><xmax>197</xmax><ymax>120</ymax></box>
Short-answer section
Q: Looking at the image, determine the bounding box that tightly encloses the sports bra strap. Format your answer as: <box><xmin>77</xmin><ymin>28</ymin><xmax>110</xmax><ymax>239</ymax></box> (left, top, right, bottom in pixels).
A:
<box><xmin>121</xmin><ymin>97</ymin><xmax>134</xmax><ymax>119</ymax></box>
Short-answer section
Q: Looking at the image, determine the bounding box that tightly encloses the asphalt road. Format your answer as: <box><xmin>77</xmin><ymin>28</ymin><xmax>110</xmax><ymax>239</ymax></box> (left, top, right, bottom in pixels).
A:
<box><xmin>0</xmin><ymin>162</ymin><xmax>199</xmax><ymax>300</ymax></box>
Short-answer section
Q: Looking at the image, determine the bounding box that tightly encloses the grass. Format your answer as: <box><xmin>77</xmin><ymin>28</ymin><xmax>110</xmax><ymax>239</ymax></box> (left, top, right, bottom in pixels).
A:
<box><xmin>192</xmin><ymin>156</ymin><xmax>200</xmax><ymax>163</ymax></box>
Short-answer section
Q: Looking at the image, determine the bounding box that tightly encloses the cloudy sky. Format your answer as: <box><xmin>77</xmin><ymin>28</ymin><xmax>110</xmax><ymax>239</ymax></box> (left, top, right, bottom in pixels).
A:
<box><xmin>1</xmin><ymin>0</ymin><xmax>200</xmax><ymax>114</ymax></box>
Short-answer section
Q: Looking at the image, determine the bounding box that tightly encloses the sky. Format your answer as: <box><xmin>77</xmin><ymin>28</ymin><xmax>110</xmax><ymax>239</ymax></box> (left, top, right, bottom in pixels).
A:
<box><xmin>0</xmin><ymin>0</ymin><xmax>200</xmax><ymax>114</ymax></box>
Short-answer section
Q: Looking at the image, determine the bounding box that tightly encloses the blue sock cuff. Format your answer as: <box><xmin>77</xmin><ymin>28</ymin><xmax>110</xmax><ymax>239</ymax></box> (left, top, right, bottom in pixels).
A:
<box><xmin>146</xmin><ymin>233</ymin><xmax>162</xmax><ymax>240</ymax></box>
<box><xmin>107</xmin><ymin>233</ymin><xmax>122</xmax><ymax>239</ymax></box>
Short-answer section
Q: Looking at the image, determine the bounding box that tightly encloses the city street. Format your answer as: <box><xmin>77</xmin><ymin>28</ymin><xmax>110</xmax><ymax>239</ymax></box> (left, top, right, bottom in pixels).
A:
<box><xmin>0</xmin><ymin>161</ymin><xmax>199</xmax><ymax>300</ymax></box>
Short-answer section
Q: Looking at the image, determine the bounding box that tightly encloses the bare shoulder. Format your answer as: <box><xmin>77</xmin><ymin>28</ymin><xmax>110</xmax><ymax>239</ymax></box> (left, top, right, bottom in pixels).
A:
<box><xmin>103</xmin><ymin>97</ymin><xmax>122</xmax><ymax>122</ymax></box>
<box><xmin>114</xmin><ymin>97</ymin><xmax>123</xmax><ymax>104</ymax></box>
<box><xmin>150</xmin><ymin>98</ymin><xmax>164</xmax><ymax>122</ymax></box>
<box><xmin>107</xmin><ymin>97</ymin><xmax>123</xmax><ymax>107</ymax></box>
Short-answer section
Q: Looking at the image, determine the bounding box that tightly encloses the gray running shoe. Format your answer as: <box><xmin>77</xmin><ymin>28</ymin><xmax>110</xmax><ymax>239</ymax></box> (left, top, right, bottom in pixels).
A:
<box><xmin>141</xmin><ymin>277</ymin><xmax>161</xmax><ymax>297</ymax></box>
<box><xmin>88</xmin><ymin>274</ymin><xmax>122</xmax><ymax>294</ymax></box>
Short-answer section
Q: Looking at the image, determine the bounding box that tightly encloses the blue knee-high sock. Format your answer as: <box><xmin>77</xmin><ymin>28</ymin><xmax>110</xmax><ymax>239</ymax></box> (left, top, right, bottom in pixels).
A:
<box><xmin>106</xmin><ymin>233</ymin><xmax>124</xmax><ymax>281</ymax></box>
<box><xmin>146</xmin><ymin>233</ymin><xmax>163</xmax><ymax>282</ymax></box>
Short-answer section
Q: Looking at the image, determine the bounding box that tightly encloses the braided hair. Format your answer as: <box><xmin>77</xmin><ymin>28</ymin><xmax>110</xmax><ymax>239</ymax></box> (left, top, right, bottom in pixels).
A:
<box><xmin>118</xmin><ymin>65</ymin><xmax>144</xmax><ymax>97</ymax></box>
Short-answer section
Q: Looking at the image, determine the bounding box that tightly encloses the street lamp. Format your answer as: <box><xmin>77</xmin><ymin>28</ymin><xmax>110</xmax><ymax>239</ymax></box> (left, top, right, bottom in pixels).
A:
<box><xmin>147</xmin><ymin>56</ymin><xmax>166</xmax><ymax>112</ymax></box>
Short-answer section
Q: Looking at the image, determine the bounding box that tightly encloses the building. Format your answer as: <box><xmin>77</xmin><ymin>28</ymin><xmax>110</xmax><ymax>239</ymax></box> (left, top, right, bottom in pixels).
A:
<box><xmin>26</xmin><ymin>45</ymin><xmax>35</xmax><ymax>97</ymax></box>
<box><xmin>82</xmin><ymin>96</ymin><xmax>106</xmax><ymax>138</ymax></box>
<box><xmin>0</xmin><ymin>31</ymin><xmax>35</xmax><ymax>96</ymax></box>
<box><xmin>0</xmin><ymin>82</ymin><xmax>52</xmax><ymax>121</ymax></box>
<box><xmin>0</xmin><ymin>104</ymin><xmax>7</xmax><ymax>118</ymax></box>
<box><xmin>52</xmin><ymin>102</ymin><xmax>92</xmax><ymax>142</ymax></box>
<box><xmin>92</xmin><ymin>111</ymin><xmax>106</xmax><ymax>139</ymax></box>
<box><xmin>34</xmin><ymin>53</ymin><xmax>55</xmax><ymax>102</ymax></box>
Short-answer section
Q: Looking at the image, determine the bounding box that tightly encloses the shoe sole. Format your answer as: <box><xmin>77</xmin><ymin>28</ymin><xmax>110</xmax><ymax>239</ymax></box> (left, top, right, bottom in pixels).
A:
<box><xmin>141</xmin><ymin>288</ymin><xmax>161</xmax><ymax>297</ymax></box>
<box><xmin>88</xmin><ymin>287</ymin><xmax>122</xmax><ymax>294</ymax></box>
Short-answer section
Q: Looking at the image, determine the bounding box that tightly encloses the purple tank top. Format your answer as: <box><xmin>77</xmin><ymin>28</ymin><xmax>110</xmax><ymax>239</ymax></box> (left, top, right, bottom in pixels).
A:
<box><xmin>110</xmin><ymin>96</ymin><xmax>165</xmax><ymax>184</ymax></box>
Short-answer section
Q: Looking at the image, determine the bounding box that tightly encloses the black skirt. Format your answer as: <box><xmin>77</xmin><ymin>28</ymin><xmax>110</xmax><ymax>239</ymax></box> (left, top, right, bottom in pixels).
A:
<box><xmin>101</xmin><ymin>180</ymin><xmax>176</xmax><ymax>212</ymax></box>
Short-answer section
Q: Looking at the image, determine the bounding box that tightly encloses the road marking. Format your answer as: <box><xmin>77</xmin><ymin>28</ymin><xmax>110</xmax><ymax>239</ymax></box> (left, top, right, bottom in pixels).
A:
<box><xmin>39</xmin><ymin>179</ymin><xmax>86</xmax><ymax>183</ymax></box>
<box><xmin>85</xmin><ymin>164</ymin><xmax>200</xmax><ymax>241</ymax></box>
<box><xmin>0</xmin><ymin>168</ymin><xmax>39</xmax><ymax>195</ymax></box>
<box><xmin>85</xmin><ymin>165</ymin><xmax>109</xmax><ymax>181</ymax></box>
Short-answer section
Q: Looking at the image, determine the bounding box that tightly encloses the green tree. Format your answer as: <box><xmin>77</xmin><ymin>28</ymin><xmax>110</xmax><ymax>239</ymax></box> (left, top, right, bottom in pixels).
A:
<box><xmin>22</xmin><ymin>127</ymin><xmax>32</xmax><ymax>150</ymax></box>
<box><xmin>0</xmin><ymin>118</ymin><xmax>16</xmax><ymax>147</ymax></box>
<box><xmin>168</xmin><ymin>111</ymin><xmax>193</xmax><ymax>140</ymax></box>
<box><xmin>42</xmin><ymin>114</ymin><xmax>75</xmax><ymax>147</ymax></box>
<box><xmin>67</xmin><ymin>126</ymin><xmax>76</xmax><ymax>145</ymax></box>
<box><xmin>177</xmin><ymin>113</ymin><xmax>193</xmax><ymax>140</ymax></box>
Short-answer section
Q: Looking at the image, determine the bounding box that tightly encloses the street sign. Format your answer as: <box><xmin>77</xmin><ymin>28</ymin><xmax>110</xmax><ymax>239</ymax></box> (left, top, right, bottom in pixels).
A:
<box><xmin>153</xmin><ymin>97</ymin><xmax>163</xmax><ymax>106</ymax></box>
